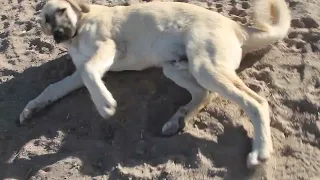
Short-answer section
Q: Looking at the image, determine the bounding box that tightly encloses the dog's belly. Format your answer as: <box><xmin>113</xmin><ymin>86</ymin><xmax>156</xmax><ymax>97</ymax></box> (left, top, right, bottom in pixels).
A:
<box><xmin>109</xmin><ymin>57</ymin><xmax>159</xmax><ymax>71</ymax></box>
<box><xmin>110</xmin><ymin>34</ymin><xmax>186</xmax><ymax>71</ymax></box>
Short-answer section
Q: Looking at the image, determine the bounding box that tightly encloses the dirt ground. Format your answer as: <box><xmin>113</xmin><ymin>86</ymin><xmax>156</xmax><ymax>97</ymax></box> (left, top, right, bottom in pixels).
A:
<box><xmin>1</xmin><ymin>0</ymin><xmax>320</xmax><ymax>179</ymax></box>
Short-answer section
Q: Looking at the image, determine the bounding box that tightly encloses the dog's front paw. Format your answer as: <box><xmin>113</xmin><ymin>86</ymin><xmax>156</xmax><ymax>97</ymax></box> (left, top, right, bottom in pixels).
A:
<box><xmin>19</xmin><ymin>100</ymin><xmax>37</xmax><ymax>124</ymax></box>
<box><xmin>96</xmin><ymin>100</ymin><xmax>117</xmax><ymax>119</ymax></box>
<box><xmin>92</xmin><ymin>93</ymin><xmax>117</xmax><ymax>119</ymax></box>
<box><xmin>246</xmin><ymin>141</ymin><xmax>273</xmax><ymax>168</ymax></box>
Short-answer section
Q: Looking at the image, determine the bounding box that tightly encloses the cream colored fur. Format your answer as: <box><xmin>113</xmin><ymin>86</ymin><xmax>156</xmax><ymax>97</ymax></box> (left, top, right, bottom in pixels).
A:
<box><xmin>19</xmin><ymin>0</ymin><xmax>291</xmax><ymax>168</ymax></box>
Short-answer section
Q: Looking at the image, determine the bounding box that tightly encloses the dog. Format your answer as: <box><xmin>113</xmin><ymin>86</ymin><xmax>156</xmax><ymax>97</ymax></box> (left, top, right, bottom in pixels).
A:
<box><xmin>19</xmin><ymin>0</ymin><xmax>291</xmax><ymax>168</ymax></box>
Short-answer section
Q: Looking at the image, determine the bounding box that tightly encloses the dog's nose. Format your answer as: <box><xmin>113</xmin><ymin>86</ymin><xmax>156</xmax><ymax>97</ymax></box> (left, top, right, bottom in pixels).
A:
<box><xmin>53</xmin><ymin>28</ymin><xmax>64</xmax><ymax>37</ymax></box>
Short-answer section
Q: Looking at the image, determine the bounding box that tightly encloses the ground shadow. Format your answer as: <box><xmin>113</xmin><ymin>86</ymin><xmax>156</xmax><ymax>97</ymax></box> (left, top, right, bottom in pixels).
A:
<box><xmin>0</xmin><ymin>48</ymin><xmax>270</xmax><ymax>179</ymax></box>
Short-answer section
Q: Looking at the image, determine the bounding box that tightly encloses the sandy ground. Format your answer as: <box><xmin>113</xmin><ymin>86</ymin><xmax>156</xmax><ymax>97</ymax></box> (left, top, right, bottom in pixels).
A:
<box><xmin>0</xmin><ymin>0</ymin><xmax>320</xmax><ymax>179</ymax></box>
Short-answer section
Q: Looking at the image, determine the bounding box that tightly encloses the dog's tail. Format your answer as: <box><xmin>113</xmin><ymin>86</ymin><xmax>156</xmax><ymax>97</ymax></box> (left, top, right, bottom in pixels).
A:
<box><xmin>241</xmin><ymin>0</ymin><xmax>291</xmax><ymax>53</ymax></box>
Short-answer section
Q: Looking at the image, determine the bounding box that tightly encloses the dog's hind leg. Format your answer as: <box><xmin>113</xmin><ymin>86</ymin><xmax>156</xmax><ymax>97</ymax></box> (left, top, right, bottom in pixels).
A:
<box><xmin>185</xmin><ymin>34</ymin><xmax>272</xmax><ymax>167</ymax></box>
<box><xmin>161</xmin><ymin>62</ymin><xmax>213</xmax><ymax>136</ymax></box>
<box><xmin>189</xmin><ymin>60</ymin><xmax>272</xmax><ymax>167</ymax></box>
<box><xmin>19</xmin><ymin>70</ymin><xmax>83</xmax><ymax>124</ymax></box>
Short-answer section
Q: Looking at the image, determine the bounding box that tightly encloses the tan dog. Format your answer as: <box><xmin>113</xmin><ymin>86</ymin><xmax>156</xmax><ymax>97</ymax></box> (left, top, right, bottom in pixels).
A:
<box><xmin>19</xmin><ymin>0</ymin><xmax>291</xmax><ymax>168</ymax></box>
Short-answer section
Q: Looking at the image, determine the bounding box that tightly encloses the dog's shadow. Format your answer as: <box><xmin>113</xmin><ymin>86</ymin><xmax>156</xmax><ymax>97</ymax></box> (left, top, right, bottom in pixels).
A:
<box><xmin>0</xmin><ymin>48</ymin><xmax>271</xmax><ymax>180</ymax></box>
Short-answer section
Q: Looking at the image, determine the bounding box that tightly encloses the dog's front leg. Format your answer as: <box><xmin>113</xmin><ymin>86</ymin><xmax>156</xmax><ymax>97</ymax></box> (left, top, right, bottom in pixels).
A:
<box><xmin>79</xmin><ymin>41</ymin><xmax>117</xmax><ymax>119</ymax></box>
<box><xmin>19</xmin><ymin>70</ymin><xmax>83</xmax><ymax>124</ymax></box>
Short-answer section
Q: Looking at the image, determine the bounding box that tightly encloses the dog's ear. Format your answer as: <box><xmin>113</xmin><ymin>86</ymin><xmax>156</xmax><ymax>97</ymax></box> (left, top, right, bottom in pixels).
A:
<box><xmin>64</xmin><ymin>0</ymin><xmax>90</xmax><ymax>13</ymax></box>
<box><xmin>40</xmin><ymin>12</ymin><xmax>52</xmax><ymax>35</ymax></box>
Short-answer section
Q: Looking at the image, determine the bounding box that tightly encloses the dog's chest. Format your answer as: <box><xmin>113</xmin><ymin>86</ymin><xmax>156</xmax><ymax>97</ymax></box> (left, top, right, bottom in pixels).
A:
<box><xmin>67</xmin><ymin>43</ymin><xmax>95</xmax><ymax>68</ymax></box>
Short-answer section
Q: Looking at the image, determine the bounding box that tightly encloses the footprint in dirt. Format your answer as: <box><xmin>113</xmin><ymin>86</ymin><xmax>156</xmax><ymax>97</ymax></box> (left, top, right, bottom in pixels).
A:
<box><xmin>284</xmin><ymin>16</ymin><xmax>320</xmax><ymax>53</ymax></box>
<box><xmin>28</xmin><ymin>38</ymin><xmax>54</xmax><ymax>54</ymax></box>
<box><xmin>227</xmin><ymin>0</ymin><xmax>250</xmax><ymax>25</ymax></box>
<box><xmin>0</xmin><ymin>31</ymin><xmax>10</xmax><ymax>52</ymax></box>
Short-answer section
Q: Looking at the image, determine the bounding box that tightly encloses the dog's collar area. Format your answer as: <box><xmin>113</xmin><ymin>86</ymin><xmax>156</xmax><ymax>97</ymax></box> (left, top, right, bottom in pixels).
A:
<box><xmin>72</xmin><ymin>30</ymin><xmax>78</xmax><ymax>38</ymax></box>
<box><xmin>68</xmin><ymin>30</ymin><xmax>78</xmax><ymax>43</ymax></box>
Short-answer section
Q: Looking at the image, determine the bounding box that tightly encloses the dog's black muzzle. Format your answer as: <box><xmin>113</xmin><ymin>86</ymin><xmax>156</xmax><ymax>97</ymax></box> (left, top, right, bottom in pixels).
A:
<box><xmin>53</xmin><ymin>27</ymin><xmax>73</xmax><ymax>43</ymax></box>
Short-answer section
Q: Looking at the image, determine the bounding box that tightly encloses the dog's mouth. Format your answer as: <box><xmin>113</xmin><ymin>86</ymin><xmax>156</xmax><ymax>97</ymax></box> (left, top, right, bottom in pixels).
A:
<box><xmin>52</xmin><ymin>26</ymin><xmax>75</xmax><ymax>43</ymax></box>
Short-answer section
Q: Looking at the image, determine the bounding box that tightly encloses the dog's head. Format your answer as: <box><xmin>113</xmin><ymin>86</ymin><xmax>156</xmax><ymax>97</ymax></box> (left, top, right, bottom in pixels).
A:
<box><xmin>40</xmin><ymin>0</ymin><xmax>90</xmax><ymax>43</ymax></box>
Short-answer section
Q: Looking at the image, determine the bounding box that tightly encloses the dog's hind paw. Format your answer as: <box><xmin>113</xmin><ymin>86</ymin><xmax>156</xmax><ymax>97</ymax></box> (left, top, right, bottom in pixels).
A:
<box><xmin>161</xmin><ymin>121</ymin><xmax>180</xmax><ymax>136</ymax></box>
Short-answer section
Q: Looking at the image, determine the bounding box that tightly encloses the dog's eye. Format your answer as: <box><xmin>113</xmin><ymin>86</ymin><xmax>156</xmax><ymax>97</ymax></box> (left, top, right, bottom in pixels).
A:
<box><xmin>45</xmin><ymin>14</ymin><xmax>50</xmax><ymax>23</ymax></box>
<box><xmin>56</xmin><ymin>8</ymin><xmax>67</xmax><ymax>14</ymax></box>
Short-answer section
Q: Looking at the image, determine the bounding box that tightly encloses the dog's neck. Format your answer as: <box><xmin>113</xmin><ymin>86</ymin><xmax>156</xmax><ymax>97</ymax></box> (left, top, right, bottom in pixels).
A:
<box><xmin>71</xmin><ymin>12</ymin><xmax>85</xmax><ymax>38</ymax></box>
<box><xmin>64</xmin><ymin>12</ymin><xmax>85</xmax><ymax>45</ymax></box>
<box><xmin>73</xmin><ymin>12</ymin><xmax>87</xmax><ymax>37</ymax></box>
